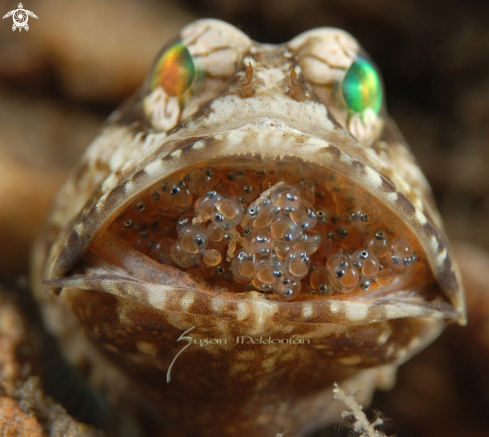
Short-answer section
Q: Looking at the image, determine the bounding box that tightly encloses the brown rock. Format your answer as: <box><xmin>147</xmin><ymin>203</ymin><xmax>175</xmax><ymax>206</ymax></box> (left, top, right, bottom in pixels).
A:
<box><xmin>0</xmin><ymin>396</ymin><xmax>44</xmax><ymax>437</ymax></box>
<box><xmin>0</xmin><ymin>292</ymin><xmax>102</xmax><ymax>437</ymax></box>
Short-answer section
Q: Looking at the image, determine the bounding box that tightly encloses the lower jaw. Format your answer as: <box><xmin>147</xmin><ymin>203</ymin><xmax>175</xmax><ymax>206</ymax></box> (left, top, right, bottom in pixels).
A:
<box><xmin>105</xmin><ymin>155</ymin><xmax>424</xmax><ymax>302</ymax></box>
<box><xmin>56</xmin><ymin>283</ymin><xmax>444</xmax><ymax>437</ymax></box>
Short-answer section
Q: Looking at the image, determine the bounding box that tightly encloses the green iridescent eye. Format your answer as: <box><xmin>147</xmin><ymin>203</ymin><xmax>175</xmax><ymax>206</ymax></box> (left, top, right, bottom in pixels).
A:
<box><xmin>341</xmin><ymin>56</ymin><xmax>382</xmax><ymax>114</ymax></box>
<box><xmin>151</xmin><ymin>41</ymin><xmax>196</xmax><ymax>97</ymax></box>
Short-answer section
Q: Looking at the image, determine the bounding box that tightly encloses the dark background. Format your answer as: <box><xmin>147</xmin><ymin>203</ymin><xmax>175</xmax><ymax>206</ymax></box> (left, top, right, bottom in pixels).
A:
<box><xmin>1</xmin><ymin>0</ymin><xmax>488</xmax><ymax>436</ymax></box>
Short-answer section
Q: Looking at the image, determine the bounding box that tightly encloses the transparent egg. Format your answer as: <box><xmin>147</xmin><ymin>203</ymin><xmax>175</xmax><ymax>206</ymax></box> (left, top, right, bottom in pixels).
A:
<box><xmin>273</xmin><ymin>240</ymin><xmax>293</xmax><ymax>259</ymax></box>
<box><xmin>134</xmin><ymin>230</ymin><xmax>151</xmax><ymax>255</ymax></box>
<box><xmin>202</xmin><ymin>249</ymin><xmax>222</xmax><ymax>267</ymax></box>
<box><xmin>185</xmin><ymin>167</ymin><xmax>219</xmax><ymax>195</ymax></box>
<box><xmin>299</xmin><ymin>230</ymin><xmax>322</xmax><ymax>255</ymax></box>
<box><xmin>271</xmin><ymin>184</ymin><xmax>301</xmax><ymax>211</ymax></box>
<box><xmin>250</xmin><ymin>199</ymin><xmax>276</xmax><ymax>229</ymax></box>
<box><xmin>254</xmin><ymin>258</ymin><xmax>284</xmax><ymax>285</ymax></box>
<box><xmin>376</xmin><ymin>267</ymin><xmax>396</xmax><ymax>285</ymax></box>
<box><xmin>171</xmin><ymin>241</ymin><xmax>197</xmax><ymax>268</ymax></box>
<box><xmin>152</xmin><ymin>237</ymin><xmax>174</xmax><ymax>265</ymax></box>
<box><xmin>260</xmin><ymin>174</ymin><xmax>281</xmax><ymax>191</ymax></box>
<box><xmin>251</xmin><ymin>278</ymin><xmax>273</xmax><ymax>292</ymax></box>
<box><xmin>199</xmin><ymin>257</ymin><xmax>215</xmax><ymax>277</ymax></box>
<box><xmin>290</xmin><ymin>201</ymin><xmax>318</xmax><ymax>230</ymax></box>
<box><xmin>166</xmin><ymin>180</ymin><xmax>193</xmax><ymax>212</ymax></box>
<box><xmin>150</xmin><ymin>187</ymin><xmax>172</xmax><ymax>213</ymax></box>
<box><xmin>176</xmin><ymin>211</ymin><xmax>195</xmax><ymax>233</ymax></box>
<box><xmin>230</xmin><ymin>175</ymin><xmax>259</xmax><ymax>203</ymax></box>
<box><xmin>231</xmin><ymin>250</ymin><xmax>255</xmax><ymax>279</ymax></box>
<box><xmin>365</xmin><ymin>231</ymin><xmax>389</xmax><ymax>257</ymax></box>
<box><xmin>178</xmin><ymin>224</ymin><xmax>208</xmax><ymax>254</ymax></box>
<box><xmin>351</xmin><ymin>249</ymin><xmax>380</xmax><ymax>277</ymax></box>
<box><xmin>206</xmin><ymin>222</ymin><xmax>224</xmax><ymax>243</ymax></box>
<box><xmin>309</xmin><ymin>267</ymin><xmax>333</xmax><ymax>295</ymax></box>
<box><xmin>386</xmin><ymin>238</ymin><xmax>414</xmax><ymax>270</ymax></box>
<box><xmin>273</xmin><ymin>277</ymin><xmax>301</xmax><ymax>301</ymax></box>
<box><xmin>285</xmin><ymin>249</ymin><xmax>310</xmax><ymax>280</ymax></box>
<box><xmin>309</xmin><ymin>266</ymin><xmax>328</xmax><ymax>290</ymax></box>
<box><xmin>350</xmin><ymin>207</ymin><xmax>380</xmax><ymax>232</ymax></box>
<box><xmin>326</xmin><ymin>250</ymin><xmax>359</xmax><ymax>293</ymax></box>
<box><xmin>244</xmin><ymin>229</ymin><xmax>272</xmax><ymax>256</ymax></box>
<box><xmin>270</xmin><ymin>214</ymin><xmax>300</xmax><ymax>241</ymax></box>
<box><xmin>294</xmin><ymin>182</ymin><xmax>316</xmax><ymax>205</ymax></box>
<box><xmin>212</xmin><ymin>197</ymin><xmax>244</xmax><ymax>230</ymax></box>
<box><xmin>194</xmin><ymin>191</ymin><xmax>223</xmax><ymax>216</ymax></box>
<box><xmin>276</xmin><ymin>163</ymin><xmax>302</xmax><ymax>184</ymax></box>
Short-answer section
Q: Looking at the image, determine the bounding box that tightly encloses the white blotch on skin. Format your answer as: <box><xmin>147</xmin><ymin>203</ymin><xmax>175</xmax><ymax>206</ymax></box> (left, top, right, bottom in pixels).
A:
<box><xmin>94</xmin><ymin>197</ymin><xmax>107</xmax><ymax>214</ymax></box>
<box><xmin>147</xmin><ymin>286</ymin><xmax>169</xmax><ymax>309</ymax></box>
<box><xmin>383</xmin><ymin>191</ymin><xmax>398</xmax><ymax>204</ymax></box>
<box><xmin>339</xmin><ymin>151</ymin><xmax>354</xmax><ymax>165</ymax></box>
<box><xmin>236</xmin><ymin>301</ymin><xmax>249</xmax><ymax>322</ymax></box>
<box><xmin>329</xmin><ymin>301</ymin><xmax>342</xmax><ymax>314</ymax></box>
<box><xmin>429</xmin><ymin>236</ymin><xmax>440</xmax><ymax>255</ymax></box>
<box><xmin>436</xmin><ymin>248</ymin><xmax>448</xmax><ymax>266</ymax></box>
<box><xmin>180</xmin><ymin>292</ymin><xmax>195</xmax><ymax>311</ymax></box>
<box><xmin>101</xmin><ymin>173</ymin><xmax>119</xmax><ymax>192</ymax></box>
<box><xmin>301</xmin><ymin>303</ymin><xmax>314</xmax><ymax>319</ymax></box>
<box><xmin>124</xmin><ymin>180</ymin><xmax>136</xmax><ymax>195</ymax></box>
<box><xmin>345</xmin><ymin>304</ymin><xmax>369</xmax><ymax>321</ymax></box>
<box><xmin>145</xmin><ymin>160</ymin><xmax>164</xmax><ymax>177</ymax></box>
<box><xmin>170</xmin><ymin>149</ymin><xmax>182</xmax><ymax>158</ymax></box>
<box><xmin>377</xmin><ymin>329</ymin><xmax>391</xmax><ymax>346</ymax></box>
<box><xmin>249</xmin><ymin>300</ymin><xmax>279</xmax><ymax>333</ymax></box>
<box><xmin>192</xmin><ymin>141</ymin><xmax>206</xmax><ymax>150</ymax></box>
<box><xmin>363</xmin><ymin>166</ymin><xmax>383</xmax><ymax>190</ymax></box>
<box><xmin>415</xmin><ymin>208</ymin><xmax>428</xmax><ymax>226</ymax></box>
<box><xmin>74</xmin><ymin>222</ymin><xmax>85</xmax><ymax>236</ymax></box>
<box><xmin>211</xmin><ymin>298</ymin><xmax>226</xmax><ymax>315</ymax></box>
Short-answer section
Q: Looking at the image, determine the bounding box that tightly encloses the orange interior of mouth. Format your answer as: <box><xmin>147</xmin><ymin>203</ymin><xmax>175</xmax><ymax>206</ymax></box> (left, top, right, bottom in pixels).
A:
<box><xmin>105</xmin><ymin>158</ymin><xmax>423</xmax><ymax>301</ymax></box>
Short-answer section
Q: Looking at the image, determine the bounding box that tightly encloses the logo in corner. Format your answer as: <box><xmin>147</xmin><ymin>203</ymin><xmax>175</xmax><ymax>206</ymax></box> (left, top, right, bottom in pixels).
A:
<box><xmin>3</xmin><ymin>3</ymin><xmax>37</xmax><ymax>32</ymax></box>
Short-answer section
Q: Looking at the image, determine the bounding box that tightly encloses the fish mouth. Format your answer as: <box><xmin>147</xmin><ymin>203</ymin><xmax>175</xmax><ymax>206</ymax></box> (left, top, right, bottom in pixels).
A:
<box><xmin>44</xmin><ymin>125</ymin><xmax>464</xmax><ymax>325</ymax></box>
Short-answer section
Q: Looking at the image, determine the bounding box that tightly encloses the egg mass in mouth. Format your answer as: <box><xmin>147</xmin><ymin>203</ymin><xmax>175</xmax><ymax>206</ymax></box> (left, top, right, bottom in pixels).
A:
<box><xmin>104</xmin><ymin>156</ymin><xmax>427</xmax><ymax>303</ymax></box>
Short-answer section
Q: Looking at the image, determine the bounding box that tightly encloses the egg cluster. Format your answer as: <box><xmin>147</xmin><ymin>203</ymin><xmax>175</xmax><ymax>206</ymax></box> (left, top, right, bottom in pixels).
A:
<box><xmin>108</xmin><ymin>163</ymin><xmax>417</xmax><ymax>301</ymax></box>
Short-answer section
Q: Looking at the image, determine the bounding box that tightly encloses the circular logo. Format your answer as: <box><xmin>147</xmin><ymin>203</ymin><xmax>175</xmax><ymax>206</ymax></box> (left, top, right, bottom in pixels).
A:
<box><xmin>13</xmin><ymin>9</ymin><xmax>27</xmax><ymax>26</ymax></box>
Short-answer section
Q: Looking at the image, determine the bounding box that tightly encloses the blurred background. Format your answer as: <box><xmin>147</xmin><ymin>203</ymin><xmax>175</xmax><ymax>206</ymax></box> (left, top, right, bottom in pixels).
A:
<box><xmin>0</xmin><ymin>0</ymin><xmax>488</xmax><ymax>436</ymax></box>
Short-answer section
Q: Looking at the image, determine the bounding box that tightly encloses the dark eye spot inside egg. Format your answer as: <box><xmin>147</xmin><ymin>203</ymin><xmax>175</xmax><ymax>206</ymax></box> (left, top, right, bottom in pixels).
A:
<box><xmin>106</xmin><ymin>158</ymin><xmax>423</xmax><ymax>302</ymax></box>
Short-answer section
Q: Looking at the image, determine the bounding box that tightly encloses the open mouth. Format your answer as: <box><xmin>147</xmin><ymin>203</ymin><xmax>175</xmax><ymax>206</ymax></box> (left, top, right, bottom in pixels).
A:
<box><xmin>43</xmin><ymin>126</ymin><xmax>463</xmax><ymax>325</ymax></box>
<box><xmin>99</xmin><ymin>156</ymin><xmax>430</xmax><ymax>303</ymax></box>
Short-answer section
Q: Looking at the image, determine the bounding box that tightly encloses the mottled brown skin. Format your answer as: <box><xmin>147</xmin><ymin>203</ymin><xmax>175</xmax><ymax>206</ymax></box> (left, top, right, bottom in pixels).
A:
<box><xmin>31</xmin><ymin>20</ymin><xmax>465</xmax><ymax>436</ymax></box>
<box><xmin>62</xmin><ymin>288</ymin><xmax>440</xmax><ymax>436</ymax></box>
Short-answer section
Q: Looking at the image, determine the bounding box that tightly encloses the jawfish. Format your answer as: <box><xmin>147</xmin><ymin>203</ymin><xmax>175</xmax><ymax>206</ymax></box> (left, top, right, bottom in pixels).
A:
<box><xmin>32</xmin><ymin>19</ymin><xmax>466</xmax><ymax>437</ymax></box>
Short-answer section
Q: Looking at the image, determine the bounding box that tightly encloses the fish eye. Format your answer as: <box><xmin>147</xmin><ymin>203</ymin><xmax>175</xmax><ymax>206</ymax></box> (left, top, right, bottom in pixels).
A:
<box><xmin>341</xmin><ymin>56</ymin><xmax>383</xmax><ymax>114</ymax></box>
<box><xmin>151</xmin><ymin>41</ymin><xmax>196</xmax><ymax>97</ymax></box>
